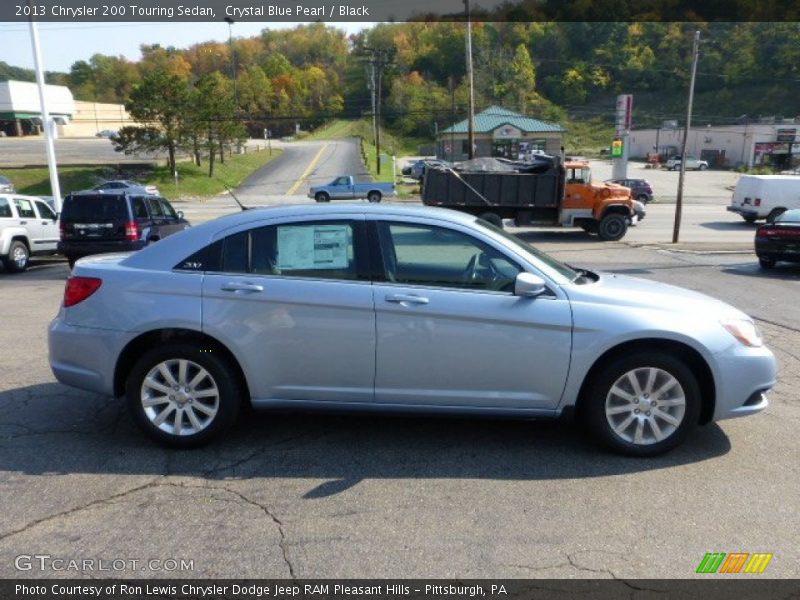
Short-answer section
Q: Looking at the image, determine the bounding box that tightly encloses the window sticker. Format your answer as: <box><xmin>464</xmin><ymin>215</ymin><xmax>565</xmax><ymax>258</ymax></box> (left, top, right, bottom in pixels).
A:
<box><xmin>277</xmin><ymin>224</ymin><xmax>350</xmax><ymax>270</ymax></box>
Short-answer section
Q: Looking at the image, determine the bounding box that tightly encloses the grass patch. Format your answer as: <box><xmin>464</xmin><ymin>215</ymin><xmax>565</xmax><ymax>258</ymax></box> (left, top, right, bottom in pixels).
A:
<box><xmin>564</xmin><ymin>116</ymin><xmax>615</xmax><ymax>157</ymax></box>
<box><xmin>152</xmin><ymin>148</ymin><xmax>283</xmax><ymax>200</ymax></box>
<box><xmin>3</xmin><ymin>147</ymin><xmax>282</xmax><ymax>200</ymax></box>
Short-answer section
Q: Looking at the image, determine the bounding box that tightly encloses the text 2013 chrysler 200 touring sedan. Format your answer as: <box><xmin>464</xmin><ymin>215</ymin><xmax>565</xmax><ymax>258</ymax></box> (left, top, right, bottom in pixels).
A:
<box><xmin>49</xmin><ymin>204</ymin><xmax>776</xmax><ymax>456</ymax></box>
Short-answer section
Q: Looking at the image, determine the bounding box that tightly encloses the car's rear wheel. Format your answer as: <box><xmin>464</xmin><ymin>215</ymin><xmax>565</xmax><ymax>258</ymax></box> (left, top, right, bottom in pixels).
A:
<box><xmin>315</xmin><ymin>192</ymin><xmax>330</xmax><ymax>203</ymax></box>
<box><xmin>584</xmin><ymin>352</ymin><xmax>701</xmax><ymax>456</ymax></box>
<box><xmin>597</xmin><ymin>213</ymin><xmax>628</xmax><ymax>241</ymax></box>
<box><xmin>367</xmin><ymin>191</ymin><xmax>382</xmax><ymax>203</ymax></box>
<box><xmin>125</xmin><ymin>343</ymin><xmax>241</xmax><ymax>448</ymax></box>
<box><xmin>759</xmin><ymin>257</ymin><xmax>776</xmax><ymax>269</ymax></box>
<box><xmin>4</xmin><ymin>240</ymin><xmax>30</xmax><ymax>273</ymax></box>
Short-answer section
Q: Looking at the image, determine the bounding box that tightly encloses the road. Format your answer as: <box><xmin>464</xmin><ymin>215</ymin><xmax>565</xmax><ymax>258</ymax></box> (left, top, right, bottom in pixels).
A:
<box><xmin>1</xmin><ymin>139</ymin><xmax>798</xmax><ymax>580</ymax></box>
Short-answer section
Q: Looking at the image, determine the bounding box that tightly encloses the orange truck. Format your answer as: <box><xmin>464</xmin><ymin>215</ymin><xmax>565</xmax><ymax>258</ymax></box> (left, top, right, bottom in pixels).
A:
<box><xmin>422</xmin><ymin>158</ymin><xmax>638</xmax><ymax>241</ymax></box>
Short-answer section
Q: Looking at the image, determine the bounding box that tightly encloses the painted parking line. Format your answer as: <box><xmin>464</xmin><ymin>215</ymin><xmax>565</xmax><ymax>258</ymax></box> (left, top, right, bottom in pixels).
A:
<box><xmin>286</xmin><ymin>142</ymin><xmax>329</xmax><ymax>195</ymax></box>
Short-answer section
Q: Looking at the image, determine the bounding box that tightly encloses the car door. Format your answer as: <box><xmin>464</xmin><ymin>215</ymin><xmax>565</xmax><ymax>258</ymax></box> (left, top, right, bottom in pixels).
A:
<box><xmin>33</xmin><ymin>199</ymin><xmax>59</xmax><ymax>251</ymax></box>
<box><xmin>370</xmin><ymin>217</ymin><xmax>573</xmax><ymax>410</ymax></box>
<box><xmin>157</xmin><ymin>198</ymin><xmax>186</xmax><ymax>238</ymax></box>
<box><xmin>145</xmin><ymin>196</ymin><xmax>167</xmax><ymax>239</ymax></box>
<box><xmin>331</xmin><ymin>176</ymin><xmax>355</xmax><ymax>199</ymax></box>
<box><xmin>201</xmin><ymin>216</ymin><xmax>376</xmax><ymax>404</ymax></box>
<box><xmin>12</xmin><ymin>197</ymin><xmax>46</xmax><ymax>248</ymax></box>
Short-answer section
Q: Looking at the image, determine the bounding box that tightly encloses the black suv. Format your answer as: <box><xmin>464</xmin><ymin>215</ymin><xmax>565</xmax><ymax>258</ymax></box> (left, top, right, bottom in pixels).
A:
<box><xmin>59</xmin><ymin>192</ymin><xmax>190</xmax><ymax>267</ymax></box>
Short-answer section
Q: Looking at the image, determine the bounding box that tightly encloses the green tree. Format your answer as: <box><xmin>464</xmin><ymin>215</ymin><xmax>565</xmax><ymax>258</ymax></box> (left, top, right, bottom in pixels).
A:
<box><xmin>509</xmin><ymin>44</ymin><xmax>537</xmax><ymax>112</ymax></box>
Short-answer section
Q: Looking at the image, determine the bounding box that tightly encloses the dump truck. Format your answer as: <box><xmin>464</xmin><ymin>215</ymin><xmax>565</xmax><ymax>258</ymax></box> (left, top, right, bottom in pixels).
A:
<box><xmin>421</xmin><ymin>157</ymin><xmax>637</xmax><ymax>241</ymax></box>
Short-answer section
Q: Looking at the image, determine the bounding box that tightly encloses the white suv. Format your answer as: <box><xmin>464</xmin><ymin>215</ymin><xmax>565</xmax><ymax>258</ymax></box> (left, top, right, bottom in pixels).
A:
<box><xmin>0</xmin><ymin>194</ymin><xmax>60</xmax><ymax>273</ymax></box>
<box><xmin>665</xmin><ymin>155</ymin><xmax>709</xmax><ymax>171</ymax></box>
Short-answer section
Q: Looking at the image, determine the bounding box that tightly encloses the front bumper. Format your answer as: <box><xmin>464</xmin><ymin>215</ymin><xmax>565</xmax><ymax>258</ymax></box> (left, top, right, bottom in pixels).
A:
<box><xmin>713</xmin><ymin>343</ymin><xmax>777</xmax><ymax>421</ymax></box>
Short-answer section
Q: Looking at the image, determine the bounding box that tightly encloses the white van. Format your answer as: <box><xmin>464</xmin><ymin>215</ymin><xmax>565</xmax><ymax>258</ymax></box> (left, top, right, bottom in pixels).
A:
<box><xmin>727</xmin><ymin>175</ymin><xmax>800</xmax><ymax>223</ymax></box>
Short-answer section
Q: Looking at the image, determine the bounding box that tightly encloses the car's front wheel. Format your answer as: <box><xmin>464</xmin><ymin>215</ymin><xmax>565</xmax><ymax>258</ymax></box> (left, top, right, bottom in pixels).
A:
<box><xmin>597</xmin><ymin>213</ymin><xmax>628</xmax><ymax>241</ymax></box>
<box><xmin>125</xmin><ymin>343</ymin><xmax>242</xmax><ymax>447</ymax></box>
<box><xmin>584</xmin><ymin>352</ymin><xmax>701</xmax><ymax>456</ymax></box>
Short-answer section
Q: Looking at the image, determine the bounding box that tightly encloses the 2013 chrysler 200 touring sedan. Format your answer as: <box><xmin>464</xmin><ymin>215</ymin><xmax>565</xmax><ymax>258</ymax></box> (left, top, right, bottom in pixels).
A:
<box><xmin>48</xmin><ymin>204</ymin><xmax>776</xmax><ymax>456</ymax></box>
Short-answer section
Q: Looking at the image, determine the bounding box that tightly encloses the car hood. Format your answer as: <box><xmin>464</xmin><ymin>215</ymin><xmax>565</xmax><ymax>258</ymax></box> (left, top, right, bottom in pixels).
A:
<box><xmin>565</xmin><ymin>272</ymin><xmax>749</xmax><ymax>320</ymax></box>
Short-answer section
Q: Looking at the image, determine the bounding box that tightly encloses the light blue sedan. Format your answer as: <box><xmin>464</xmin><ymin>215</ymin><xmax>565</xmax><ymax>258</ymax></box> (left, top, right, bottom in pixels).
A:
<box><xmin>48</xmin><ymin>204</ymin><xmax>776</xmax><ymax>455</ymax></box>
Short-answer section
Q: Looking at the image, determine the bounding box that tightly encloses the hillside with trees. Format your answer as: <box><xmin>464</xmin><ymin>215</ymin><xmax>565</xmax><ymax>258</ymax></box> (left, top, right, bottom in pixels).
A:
<box><xmin>8</xmin><ymin>22</ymin><xmax>798</xmax><ymax>150</ymax></box>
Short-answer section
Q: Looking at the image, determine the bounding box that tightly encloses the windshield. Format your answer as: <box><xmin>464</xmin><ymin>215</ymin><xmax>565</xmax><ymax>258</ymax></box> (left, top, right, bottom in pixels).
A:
<box><xmin>475</xmin><ymin>219</ymin><xmax>579</xmax><ymax>282</ymax></box>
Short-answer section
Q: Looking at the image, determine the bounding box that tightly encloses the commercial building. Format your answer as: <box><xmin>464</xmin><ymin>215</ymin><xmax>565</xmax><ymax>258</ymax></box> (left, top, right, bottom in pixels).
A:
<box><xmin>628</xmin><ymin>120</ymin><xmax>800</xmax><ymax>169</ymax></box>
<box><xmin>0</xmin><ymin>80</ymin><xmax>74</xmax><ymax>136</ymax></box>
<box><xmin>437</xmin><ymin>106</ymin><xmax>565</xmax><ymax>161</ymax></box>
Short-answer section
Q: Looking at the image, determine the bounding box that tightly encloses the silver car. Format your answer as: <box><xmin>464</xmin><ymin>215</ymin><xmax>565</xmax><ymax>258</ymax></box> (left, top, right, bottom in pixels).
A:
<box><xmin>48</xmin><ymin>204</ymin><xmax>776</xmax><ymax>456</ymax></box>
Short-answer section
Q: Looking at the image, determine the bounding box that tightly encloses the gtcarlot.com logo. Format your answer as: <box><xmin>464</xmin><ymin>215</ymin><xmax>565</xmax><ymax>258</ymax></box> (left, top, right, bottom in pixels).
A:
<box><xmin>14</xmin><ymin>554</ymin><xmax>194</xmax><ymax>573</ymax></box>
<box><xmin>696</xmin><ymin>552</ymin><xmax>773</xmax><ymax>574</ymax></box>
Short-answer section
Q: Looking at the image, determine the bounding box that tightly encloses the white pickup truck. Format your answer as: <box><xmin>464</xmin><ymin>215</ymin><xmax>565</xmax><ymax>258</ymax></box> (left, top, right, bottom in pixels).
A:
<box><xmin>665</xmin><ymin>155</ymin><xmax>709</xmax><ymax>171</ymax></box>
<box><xmin>0</xmin><ymin>194</ymin><xmax>60</xmax><ymax>272</ymax></box>
<box><xmin>309</xmin><ymin>175</ymin><xmax>396</xmax><ymax>203</ymax></box>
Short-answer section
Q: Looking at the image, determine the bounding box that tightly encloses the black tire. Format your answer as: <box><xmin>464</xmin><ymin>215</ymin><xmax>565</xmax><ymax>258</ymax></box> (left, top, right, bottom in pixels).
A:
<box><xmin>699</xmin><ymin>164</ymin><xmax>708</xmax><ymax>171</ymax></box>
<box><xmin>759</xmin><ymin>257</ymin><xmax>776</xmax><ymax>269</ymax></box>
<box><xmin>597</xmin><ymin>213</ymin><xmax>628</xmax><ymax>241</ymax></box>
<box><xmin>315</xmin><ymin>192</ymin><xmax>330</xmax><ymax>203</ymax></box>
<box><xmin>3</xmin><ymin>240</ymin><xmax>30</xmax><ymax>273</ymax></box>
<box><xmin>766</xmin><ymin>208</ymin><xmax>786</xmax><ymax>223</ymax></box>
<box><xmin>743</xmin><ymin>215</ymin><xmax>757</xmax><ymax>224</ymax></box>
<box><xmin>367</xmin><ymin>191</ymin><xmax>382</xmax><ymax>203</ymax></box>
<box><xmin>125</xmin><ymin>343</ymin><xmax>242</xmax><ymax>448</ymax></box>
<box><xmin>477</xmin><ymin>212</ymin><xmax>504</xmax><ymax>228</ymax></box>
<box><xmin>583</xmin><ymin>352</ymin><xmax>701</xmax><ymax>456</ymax></box>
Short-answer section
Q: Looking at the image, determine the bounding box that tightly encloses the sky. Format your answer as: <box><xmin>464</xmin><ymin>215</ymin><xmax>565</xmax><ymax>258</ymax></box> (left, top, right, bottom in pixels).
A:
<box><xmin>0</xmin><ymin>21</ymin><xmax>370</xmax><ymax>73</ymax></box>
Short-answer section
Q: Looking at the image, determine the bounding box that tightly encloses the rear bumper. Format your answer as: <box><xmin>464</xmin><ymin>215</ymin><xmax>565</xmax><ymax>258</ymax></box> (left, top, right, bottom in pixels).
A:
<box><xmin>49</xmin><ymin>317</ymin><xmax>132</xmax><ymax>397</ymax></box>
<box><xmin>756</xmin><ymin>238</ymin><xmax>800</xmax><ymax>261</ymax></box>
<box><xmin>58</xmin><ymin>239</ymin><xmax>146</xmax><ymax>257</ymax></box>
<box><xmin>727</xmin><ymin>205</ymin><xmax>758</xmax><ymax>218</ymax></box>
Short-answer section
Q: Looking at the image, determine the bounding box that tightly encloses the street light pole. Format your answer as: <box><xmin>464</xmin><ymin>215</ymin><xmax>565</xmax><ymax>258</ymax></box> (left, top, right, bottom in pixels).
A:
<box><xmin>673</xmin><ymin>30</ymin><xmax>701</xmax><ymax>244</ymax></box>
<box><xmin>28</xmin><ymin>18</ymin><xmax>62</xmax><ymax>212</ymax></box>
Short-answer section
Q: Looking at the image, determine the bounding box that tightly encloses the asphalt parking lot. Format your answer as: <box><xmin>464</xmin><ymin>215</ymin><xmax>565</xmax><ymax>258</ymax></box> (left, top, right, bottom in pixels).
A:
<box><xmin>0</xmin><ymin>238</ymin><xmax>798</xmax><ymax>579</ymax></box>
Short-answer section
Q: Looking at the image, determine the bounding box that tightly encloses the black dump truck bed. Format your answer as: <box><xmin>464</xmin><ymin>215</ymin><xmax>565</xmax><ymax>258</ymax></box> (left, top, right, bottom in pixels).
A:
<box><xmin>421</xmin><ymin>157</ymin><xmax>565</xmax><ymax>218</ymax></box>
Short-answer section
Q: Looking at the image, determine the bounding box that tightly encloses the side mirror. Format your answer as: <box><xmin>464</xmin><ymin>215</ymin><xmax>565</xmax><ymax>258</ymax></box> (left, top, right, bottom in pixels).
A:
<box><xmin>514</xmin><ymin>272</ymin><xmax>548</xmax><ymax>298</ymax></box>
<box><xmin>177</xmin><ymin>211</ymin><xmax>184</xmax><ymax>219</ymax></box>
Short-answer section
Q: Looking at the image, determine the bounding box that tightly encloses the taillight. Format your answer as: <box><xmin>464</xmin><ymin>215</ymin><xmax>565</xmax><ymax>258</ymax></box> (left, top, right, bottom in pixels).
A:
<box><xmin>755</xmin><ymin>198</ymin><xmax>761</xmax><ymax>206</ymax></box>
<box><xmin>59</xmin><ymin>222</ymin><xmax>65</xmax><ymax>240</ymax></box>
<box><xmin>63</xmin><ymin>276</ymin><xmax>102</xmax><ymax>307</ymax></box>
<box><xmin>759</xmin><ymin>228</ymin><xmax>799</xmax><ymax>238</ymax></box>
<box><xmin>125</xmin><ymin>221</ymin><xmax>139</xmax><ymax>241</ymax></box>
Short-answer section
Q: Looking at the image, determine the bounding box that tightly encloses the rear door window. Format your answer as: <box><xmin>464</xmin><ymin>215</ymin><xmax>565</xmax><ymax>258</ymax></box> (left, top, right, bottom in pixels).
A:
<box><xmin>13</xmin><ymin>198</ymin><xmax>36</xmax><ymax>219</ymax></box>
<box><xmin>0</xmin><ymin>198</ymin><xmax>11</xmax><ymax>218</ymax></box>
<box><xmin>132</xmin><ymin>197</ymin><xmax>149</xmax><ymax>219</ymax></box>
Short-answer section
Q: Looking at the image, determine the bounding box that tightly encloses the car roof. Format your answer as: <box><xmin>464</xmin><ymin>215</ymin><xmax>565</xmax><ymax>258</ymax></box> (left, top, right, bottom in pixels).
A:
<box><xmin>122</xmin><ymin>203</ymin><xmax>480</xmax><ymax>270</ymax></box>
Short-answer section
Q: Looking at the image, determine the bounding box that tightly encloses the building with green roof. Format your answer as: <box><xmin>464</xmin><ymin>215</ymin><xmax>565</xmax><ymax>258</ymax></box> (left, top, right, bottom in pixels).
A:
<box><xmin>438</xmin><ymin>105</ymin><xmax>565</xmax><ymax>161</ymax></box>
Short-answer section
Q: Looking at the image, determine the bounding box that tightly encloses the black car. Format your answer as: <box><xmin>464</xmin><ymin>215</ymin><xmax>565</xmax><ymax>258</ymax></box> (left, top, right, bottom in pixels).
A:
<box><xmin>605</xmin><ymin>178</ymin><xmax>654</xmax><ymax>203</ymax></box>
<box><xmin>58</xmin><ymin>192</ymin><xmax>190</xmax><ymax>267</ymax></box>
<box><xmin>755</xmin><ymin>208</ymin><xmax>800</xmax><ymax>269</ymax></box>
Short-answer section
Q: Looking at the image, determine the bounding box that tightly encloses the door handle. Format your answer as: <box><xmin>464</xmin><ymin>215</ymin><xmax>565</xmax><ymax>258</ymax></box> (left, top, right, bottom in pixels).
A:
<box><xmin>385</xmin><ymin>294</ymin><xmax>429</xmax><ymax>305</ymax></box>
<box><xmin>19</xmin><ymin>220</ymin><xmax>27</xmax><ymax>225</ymax></box>
<box><xmin>220</xmin><ymin>282</ymin><xmax>264</xmax><ymax>293</ymax></box>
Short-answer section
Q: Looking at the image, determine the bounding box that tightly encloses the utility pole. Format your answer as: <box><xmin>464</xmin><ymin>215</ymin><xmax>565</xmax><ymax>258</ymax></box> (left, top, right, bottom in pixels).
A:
<box><xmin>464</xmin><ymin>0</ymin><xmax>476</xmax><ymax>159</ymax></box>
<box><xmin>673</xmin><ymin>30</ymin><xmax>701</xmax><ymax>244</ymax></box>
<box><xmin>364</xmin><ymin>47</ymin><xmax>389</xmax><ymax>175</ymax></box>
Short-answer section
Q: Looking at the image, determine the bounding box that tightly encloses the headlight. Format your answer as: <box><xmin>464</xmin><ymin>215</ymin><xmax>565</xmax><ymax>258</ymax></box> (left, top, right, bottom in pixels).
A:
<box><xmin>721</xmin><ymin>318</ymin><xmax>763</xmax><ymax>347</ymax></box>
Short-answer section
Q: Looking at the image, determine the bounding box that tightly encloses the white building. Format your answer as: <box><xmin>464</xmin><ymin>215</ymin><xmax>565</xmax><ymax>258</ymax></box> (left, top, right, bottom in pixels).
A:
<box><xmin>0</xmin><ymin>80</ymin><xmax>75</xmax><ymax>136</ymax></box>
<box><xmin>628</xmin><ymin>120</ymin><xmax>800</xmax><ymax>169</ymax></box>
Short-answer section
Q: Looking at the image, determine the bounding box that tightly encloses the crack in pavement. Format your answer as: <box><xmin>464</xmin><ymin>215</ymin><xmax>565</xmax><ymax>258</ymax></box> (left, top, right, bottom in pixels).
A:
<box><xmin>565</xmin><ymin>554</ymin><xmax>667</xmax><ymax>593</ymax></box>
<box><xmin>0</xmin><ymin>477</ymin><xmax>163</xmax><ymax>543</ymax></box>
